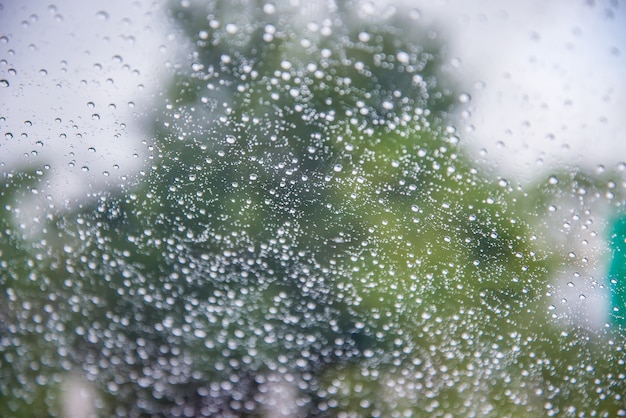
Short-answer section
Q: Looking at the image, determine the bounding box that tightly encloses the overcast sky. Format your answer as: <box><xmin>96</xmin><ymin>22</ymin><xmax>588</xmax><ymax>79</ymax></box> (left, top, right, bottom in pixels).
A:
<box><xmin>410</xmin><ymin>0</ymin><xmax>626</xmax><ymax>182</ymax></box>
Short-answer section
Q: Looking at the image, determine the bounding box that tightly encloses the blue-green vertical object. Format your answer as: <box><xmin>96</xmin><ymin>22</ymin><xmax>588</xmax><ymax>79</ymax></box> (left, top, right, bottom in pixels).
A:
<box><xmin>609</xmin><ymin>215</ymin><xmax>626</xmax><ymax>328</ymax></box>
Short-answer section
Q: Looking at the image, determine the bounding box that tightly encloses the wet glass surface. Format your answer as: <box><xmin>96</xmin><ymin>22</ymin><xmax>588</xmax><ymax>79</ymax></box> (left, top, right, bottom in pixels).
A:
<box><xmin>1</xmin><ymin>1</ymin><xmax>625</xmax><ymax>416</ymax></box>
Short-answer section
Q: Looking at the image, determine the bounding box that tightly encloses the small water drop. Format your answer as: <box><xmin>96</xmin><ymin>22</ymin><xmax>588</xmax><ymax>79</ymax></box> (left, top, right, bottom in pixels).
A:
<box><xmin>396</xmin><ymin>51</ymin><xmax>410</xmax><ymax>64</ymax></box>
<box><xmin>263</xmin><ymin>3</ymin><xmax>276</xmax><ymax>14</ymax></box>
<box><xmin>409</xmin><ymin>8</ymin><xmax>421</xmax><ymax>20</ymax></box>
<box><xmin>358</xmin><ymin>32</ymin><xmax>371</xmax><ymax>43</ymax></box>
<box><xmin>0</xmin><ymin>79</ymin><xmax>9</xmax><ymax>87</ymax></box>
<box><xmin>92</xmin><ymin>114</ymin><xmax>100</xmax><ymax>120</ymax></box>
<box><xmin>96</xmin><ymin>11</ymin><xmax>109</xmax><ymax>20</ymax></box>
<box><xmin>225</xmin><ymin>23</ymin><xmax>238</xmax><ymax>34</ymax></box>
<box><xmin>225</xmin><ymin>135</ymin><xmax>236</xmax><ymax>144</ymax></box>
<box><xmin>458</xmin><ymin>92</ymin><xmax>471</xmax><ymax>103</ymax></box>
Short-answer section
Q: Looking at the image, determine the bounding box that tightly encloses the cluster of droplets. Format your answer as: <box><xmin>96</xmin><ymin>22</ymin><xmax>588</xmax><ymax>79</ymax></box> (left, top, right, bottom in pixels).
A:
<box><xmin>1</xmin><ymin>0</ymin><xmax>626</xmax><ymax>416</ymax></box>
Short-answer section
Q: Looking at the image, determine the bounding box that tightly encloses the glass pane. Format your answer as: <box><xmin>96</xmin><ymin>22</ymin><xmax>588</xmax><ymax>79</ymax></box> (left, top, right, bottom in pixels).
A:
<box><xmin>1</xmin><ymin>0</ymin><xmax>624</xmax><ymax>416</ymax></box>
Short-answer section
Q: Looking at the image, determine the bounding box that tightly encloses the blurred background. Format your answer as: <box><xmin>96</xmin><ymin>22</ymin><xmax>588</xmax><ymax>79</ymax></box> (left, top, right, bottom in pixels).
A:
<box><xmin>1</xmin><ymin>0</ymin><xmax>625</xmax><ymax>416</ymax></box>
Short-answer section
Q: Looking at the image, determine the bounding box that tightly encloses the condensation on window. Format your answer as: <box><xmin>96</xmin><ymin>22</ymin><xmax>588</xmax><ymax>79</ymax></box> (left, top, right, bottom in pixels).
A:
<box><xmin>1</xmin><ymin>1</ymin><xmax>624</xmax><ymax>417</ymax></box>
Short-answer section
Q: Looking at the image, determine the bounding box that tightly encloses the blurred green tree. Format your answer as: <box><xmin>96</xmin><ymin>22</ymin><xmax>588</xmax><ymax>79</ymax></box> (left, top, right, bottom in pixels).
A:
<box><xmin>1</xmin><ymin>1</ymin><xmax>625</xmax><ymax>417</ymax></box>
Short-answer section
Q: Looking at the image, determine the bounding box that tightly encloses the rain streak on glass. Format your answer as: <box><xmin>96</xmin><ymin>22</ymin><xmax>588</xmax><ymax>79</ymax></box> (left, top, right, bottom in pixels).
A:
<box><xmin>0</xmin><ymin>0</ymin><xmax>625</xmax><ymax>417</ymax></box>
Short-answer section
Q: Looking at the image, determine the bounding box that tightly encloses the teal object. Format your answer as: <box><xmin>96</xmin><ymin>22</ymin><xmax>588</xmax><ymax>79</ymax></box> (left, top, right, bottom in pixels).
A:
<box><xmin>609</xmin><ymin>215</ymin><xmax>626</xmax><ymax>327</ymax></box>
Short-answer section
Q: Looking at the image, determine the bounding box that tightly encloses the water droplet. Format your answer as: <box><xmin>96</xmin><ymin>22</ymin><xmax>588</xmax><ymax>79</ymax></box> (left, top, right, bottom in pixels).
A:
<box><xmin>458</xmin><ymin>92</ymin><xmax>471</xmax><ymax>103</ymax></box>
<box><xmin>4</xmin><ymin>132</ymin><xmax>13</xmax><ymax>140</ymax></box>
<box><xmin>95</xmin><ymin>10</ymin><xmax>109</xmax><ymax>20</ymax></box>
<box><xmin>225</xmin><ymin>135</ymin><xmax>236</xmax><ymax>144</ymax></box>
<box><xmin>225</xmin><ymin>23</ymin><xmax>238</xmax><ymax>34</ymax></box>
<box><xmin>333</xmin><ymin>164</ymin><xmax>343</xmax><ymax>173</ymax></box>
<box><xmin>87</xmin><ymin>102</ymin><xmax>95</xmax><ymax>109</ymax></box>
<box><xmin>358</xmin><ymin>32</ymin><xmax>371</xmax><ymax>42</ymax></box>
<box><xmin>81</xmin><ymin>166</ymin><xmax>89</xmax><ymax>172</ymax></box>
<box><xmin>409</xmin><ymin>8</ymin><xmax>421</xmax><ymax>20</ymax></box>
<box><xmin>0</xmin><ymin>79</ymin><xmax>9</xmax><ymax>87</ymax></box>
<box><xmin>39</xmin><ymin>69</ymin><xmax>48</xmax><ymax>76</ymax></box>
<box><xmin>263</xmin><ymin>3</ymin><xmax>276</xmax><ymax>14</ymax></box>
<box><xmin>92</xmin><ymin>114</ymin><xmax>100</xmax><ymax>120</ymax></box>
<box><xmin>548</xmin><ymin>176</ymin><xmax>559</xmax><ymax>185</ymax></box>
<box><xmin>249</xmin><ymin>174</ymin><xmax>258</xmax><ymax>181</ymax></box>
<box><xmin>396</xmin><ymin>51</ymin><xmax>410</xmax><ymax>64</ymax></box>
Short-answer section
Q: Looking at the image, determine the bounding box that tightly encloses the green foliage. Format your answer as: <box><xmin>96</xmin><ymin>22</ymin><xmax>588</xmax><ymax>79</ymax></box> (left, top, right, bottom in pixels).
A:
<box><xmin>1</xmin><ymin>1</ymin><xmax>625</xmax><ymax>417</ymax></box>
